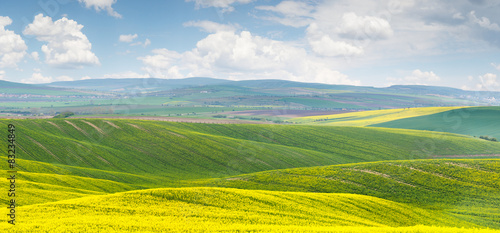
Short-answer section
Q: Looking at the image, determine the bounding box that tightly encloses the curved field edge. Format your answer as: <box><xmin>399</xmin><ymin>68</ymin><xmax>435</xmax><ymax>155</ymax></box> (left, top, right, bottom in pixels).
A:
<box><xmin>203</xmin><ymin>159</ymin><xmax>500</xmax><ymax>228</ymax></box>
<box><xmin>288</xmin><ymin>106</ymin><xmax>465</xmax><ymax>126</ymax></box>
<box><xmin>0</xmin><ymin>188</ymin><xmax>489</xmax><ymax>232</ymax></box>
<box><xmin>371</xmin><ymin>107</ymin><xmax>500</xmax><ymax>139</ymax></box>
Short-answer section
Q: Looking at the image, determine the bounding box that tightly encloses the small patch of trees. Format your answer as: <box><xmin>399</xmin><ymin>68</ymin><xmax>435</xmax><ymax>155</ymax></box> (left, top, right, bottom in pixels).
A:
<box><xmin>479</xmin><ymin>135</ymin><xmax>498</xmax><ymax>142</ymax></box>
<box><xmin>53</xmin><ymin>111</ymin><xmax>74</xmax><ymax>118</ymax></box>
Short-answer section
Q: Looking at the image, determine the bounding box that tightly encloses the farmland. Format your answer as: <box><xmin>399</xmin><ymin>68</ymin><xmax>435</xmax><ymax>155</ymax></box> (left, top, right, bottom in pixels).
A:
<box><xmin>0</xmin><ymin>117</ymin><xmax>500</xmax><ymax>232</ymax></box>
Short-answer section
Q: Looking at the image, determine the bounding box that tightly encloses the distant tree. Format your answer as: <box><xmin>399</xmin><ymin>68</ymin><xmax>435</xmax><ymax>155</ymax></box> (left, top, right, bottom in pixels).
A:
<box><xmin>479</xmin><ymin>135</ymin><xmax>498</xmax><ymax>142</ymax></box>
<box><xmin>53</xmin><ymin>111</ymin><xmax>74</xmax><ymax>118</ymax></box>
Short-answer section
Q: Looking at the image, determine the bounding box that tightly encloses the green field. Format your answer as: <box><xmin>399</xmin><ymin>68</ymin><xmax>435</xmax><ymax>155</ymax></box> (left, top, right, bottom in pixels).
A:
<box><xmin>289</xmin><ymin>106</ymin><xmax>464</xmax><ymax>126</ymax></box>
<box><xmin>1</xmin><ymin>118</ymin><xmax>499</xmax><ymax>232</ymax></box>
<box><xmin>372</xmin><ymin>107</ymin><xmax>500</xmax><ymax>139</ymax></box>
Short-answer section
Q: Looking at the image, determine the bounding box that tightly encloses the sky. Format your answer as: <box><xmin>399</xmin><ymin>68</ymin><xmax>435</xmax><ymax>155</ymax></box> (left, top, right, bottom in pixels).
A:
<box><xmin>0</xmin><ymin>0</ymin><xmax>500</xmax><ymax>91</ymax></box>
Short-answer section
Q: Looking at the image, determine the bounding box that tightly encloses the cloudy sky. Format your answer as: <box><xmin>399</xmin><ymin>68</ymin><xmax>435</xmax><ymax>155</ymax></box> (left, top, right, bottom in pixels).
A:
<box><xmin>0</xmin><ymin>0</ymin><xmax>499</xmax><ymax>91</ymax></box>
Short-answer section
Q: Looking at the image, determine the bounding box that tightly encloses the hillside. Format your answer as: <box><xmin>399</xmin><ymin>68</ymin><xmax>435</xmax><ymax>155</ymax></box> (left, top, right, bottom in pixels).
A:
<box><xmin>4</xmin><ymin>119</ymin><xmax>500</xmax><ymax>178</ymax></box>
<box><xmin>204</xmin><ymin>159</ymin><xmax>500</xmax><ymax>228</ymax></box>
<box><xmin>2</xmin><ymin>119</ymin><xmax>500</xmax><ymax>207</ymax></box>
<box><xmin>372</xmin><ymin>107</ymin><xmax>500</xmax><ymax>139</ymax></box>
<box><xmin>0</xmin><ymin>187</ymin><xmax>490</xmax><ymax>232</ymax></box>
<box><xmin>289</xmin><ymin>106</ymin><xmax>464</xmax><ymax>126</ymax></box>
<box><xmin>1</xmin><ymin>118</ymin><xmax>500</xmax><ymax>231</ymax></box>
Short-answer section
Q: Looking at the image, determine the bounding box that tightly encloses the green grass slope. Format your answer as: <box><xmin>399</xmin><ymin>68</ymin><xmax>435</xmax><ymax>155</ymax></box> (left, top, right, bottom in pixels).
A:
<box><xmin>204</xmin><ymin>159</ymin><xmax>500</xmax><ymax>228</ymax></box>
<box><xmin>0</xmin><ymin>187</ymin><xmax>486</xmax><ymax>232</ymax></box>
<box><xmin>3</xmin><ymin>119</ymin><xmax>500</xmax><ymax>180</ymax></box>
<box><xmin>3</xmin><ymin>118</ymin><xmax>500</xmax><ymax>208</ymax></box>
<box><xmin>371</xmin><ymin>107</ymin><xmax>500</xmax><ymax>139</ymax></box>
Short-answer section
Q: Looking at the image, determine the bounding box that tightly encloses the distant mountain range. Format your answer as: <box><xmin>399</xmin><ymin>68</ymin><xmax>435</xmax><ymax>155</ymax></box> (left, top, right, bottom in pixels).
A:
<box><xmin>42</xmin><ymin>77</ymin><xmax>495</xmax><ymax>96</ymax></box>
<box><xmin>1</xmin><ymin>77</ymin><xmax>499</xmax><ymax>108</ymax></box>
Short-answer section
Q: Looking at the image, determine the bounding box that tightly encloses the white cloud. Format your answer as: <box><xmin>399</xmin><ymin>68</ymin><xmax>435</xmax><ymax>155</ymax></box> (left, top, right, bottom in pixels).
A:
<box><xmin>0</xmin><ymin>16</ymin><xmax>27</xmax><ymax>68</ymax></box>
<box><xmin>81</xmin><ymin>76</ymin><xmax>92</xmax><ymax>80</ymax></box>
<box><xmin>479</xmin><ymin>73</ymin><xmax>499</xmax><ymax>87</ymax></box>
<box><xmin>306</xmin><ymin>23</ymin><xmax>363</xmax><ymax>57</ymax></box>
<box><xmin>31</xmin><ymin>51</ymin><xmax>40</xmax><ymax>61</ymax></box>
<box><xmin>338</xmin><ymin>12</ymin><xmax>393</xmax><ymax>40</ymax></box>
<box><xmin>139</xmin><ymin>30</ymin><xmax>359</xmax><ymax>85</ymax></box>
<box><xmin>78</xmin><ymin>0</ymin><xmax>122</xmax><ymax>18</ymax></box>
<box><xmin>463</xmin><ymin>73</ymin><xmax>500</xmax><ymax>91</ymax></box>
<box><xmin>184</xmin><ymin>20</ymin><xmax>236</xmax><ymax>33</ymax></box>
<box><xmin>491</xmin><ymin>63</ymin><xmax>500</xmax><ymax>71</ymax></box>
<box><xmin>468</xmin><ymin>11</ymin><xmax>500</xmax><ymax>31</ymax></box>
<box><xmin>56</xmin><ymin>75</ymin><xmax>74</xmax><ymax>81</ymax></box>
<box><xmin>453</xmin><ymin>12</ymin><xmax>465</xmax><ymax>20</ymax></box>
<box><xmin>144</xmin><ymin>39</ymin><xmax>151</xmax><ymax>47</ymax></box>
<box><xmin>256</xmin><ymin>1</ymin><xmax>315</xmax><ymax>27</ymax></box>
<box><xmin>308</xmin><ymin>34</ymin><xmax>364</xmax><ymax>57</ymax></box>
<box><xmin>119</xmin><ymin>34</ymin><xmax>138</xmax><ymax>43</ymax></box>
<box><xmin>0</xmin><ymin>70</ymin><xmax>5</xmax><ymax>80</ymax></box>
<box><xmin>186</xmin><ymin>0</ymin><xmax>253</xmax><ymax>13</ymax></box>
<box><xmin>101</xmin><ymin>71</ymin><xmax>150</xmax><ymax>79</ymax></box>
<box><xmin>405</xmin><ymin>69</ymin><xmax>440</xmax><ymax>83</ymax></box>
<box><xmin>387</xmin><ymin>69</ymin><xmax>441</xmax><ymax>86</ymax></box>
<box><xmin>21</xmin><ymin>72</ymin><xmax>53</xmax><ymax>84</ymax></box>
<box><xmin>130</xmin><ymin>38</ymin><xmax>152</xmax><ymax>47</ymax></box>
<box><xmin>23</xmin><ymin>14</ymin><xmax>100</xmax><ymax>69</ymax></box>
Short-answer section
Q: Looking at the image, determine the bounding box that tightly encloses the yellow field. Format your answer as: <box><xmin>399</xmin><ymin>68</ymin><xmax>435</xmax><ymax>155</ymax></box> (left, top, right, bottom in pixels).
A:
<box><xmin>290</xmin><ymin>107</ymin><xmax>465</xmax><ymax>126</ymax></box>
<box><xmin>2</xmin><ymin>187</ymin><xmax>497</xmax><ymax>232</ymax></box>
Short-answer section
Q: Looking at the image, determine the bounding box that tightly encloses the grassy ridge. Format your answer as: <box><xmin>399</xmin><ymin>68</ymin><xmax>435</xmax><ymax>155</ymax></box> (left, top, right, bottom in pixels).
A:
<box><xmin>4</xmin><ymin>119</ymin><xmax>500</xmax><ymax>179</ymax></box>
<box><xmin>0</xmin><ymin>187</ymin><xmax>485</xmax><ymax>232</ymax></box>
<box><xmin>289</xmin><ymin>107</ymin><xmax>463</xmax><ymax>126</ymax></box>
<box><xmin>203</xmin><ymin>159</ymin><xmax>500</xmax><ymax>228</ymax></box>
<box><xmin>372</xmin><ymin>107</ymin><xmax>500</xmax><ymax>139</ymax></box>
<box><xmin>3</xmin><ymin>118</ymin><xmax>500</xmax><ymax>231</ymax></box>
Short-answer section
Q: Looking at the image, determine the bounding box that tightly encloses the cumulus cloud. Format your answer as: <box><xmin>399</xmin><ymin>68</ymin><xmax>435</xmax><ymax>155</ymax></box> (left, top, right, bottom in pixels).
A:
<box><xmin>119</xmin><ymin>34</ymin><xmax>138</xmax><ymax>42</ymax></box>
<box><xmin>468</xmin><ymin>11</ymin><xmax>500</xmax><ymax>31</ymax></box>
<box><xmin>0</xmin><ymin>16</ymin><xmax>27</xmax><ymax>68</ymax></box>
<box><xmin>338</xmin><ymin>12</ymin><xmax>393</xmax><ymax>40</ymax></box>
<box><xmin>184</xmin><ymin>20</ymin><xmax>236</xmax><ymax>33</ymax></box>
<box><xmin>78</xmin><ymin>0</ymin><xmax>122</xmax><ymax>18</ymax></box>
<box><xmin>21</xmin><ymin>72</ymin><xmax>53</xmax><ymax>84</ymax></box>
<box><xmin>139</xmin><ymin>30</ymin><xmax>359</xmax><ymax>85</ymax></box>
<box><xmin>306</xmin><ymin>23</ymin><xmax>363</xmax><ymax>57</ymax></box>
<box><xmin>492</xmin><ymin>63</ymin><xmax>500</xmax><ymax>71</ymax></box>
<box><xmin>101</xmin><ymin>71</ymin><xmax>150</xmax><ymax>79</ymax></box>
<box><xmin>21</xmin><ymin>72</ymin><xmax>76</xmax><ymax>84</ymax></box>
<box><xmin>387</xmin><ymin>69</ymin><xmax>441</xmax><ymax>86</ymax></box>
<box><xmin>0</xmin><ymin>70</ymin><xmax>5</xmax><ymax>80</ymax></box>
<box><xmin>56</xmin><ymin>75</ymin><xmax>74</xmax><ymax>81</ymax></box>
<box><xmin>405</xmin><ymin>69</ymin><xmax>441</xmax><ymax>83</ymax></box>
<box><xmin>478</xmin><ymin>73</ymin><xmax>499</xmax><ymax>87</ymax></box>
<box><xmin>463</xmin><ymin>73</ymin><xmax>500</xmax><ymax>91</ymax></box>
<box><xmin>256</xmin><ymin>1</ymin><xmax>315</xmax><ymax>27</ymax></box>
<box><xmin>31</xmin><ymin>52</ymin><xmax>40</xmax><ymax>61</ymax></box>
<box><xmin>186</xmin><ymin>0</ymin><xmax>254</xmax><ymax>13</ymax></box>
<box><xmin>23</xmin><ymin>14</ymin><xmax>100</xmax><ymax>69</ymax></box>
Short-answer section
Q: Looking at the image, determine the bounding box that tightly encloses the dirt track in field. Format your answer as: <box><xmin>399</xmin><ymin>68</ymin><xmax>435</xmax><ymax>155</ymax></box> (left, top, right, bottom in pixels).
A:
<box><xmin>219</xmin><ymin>109</ymin><xmax>354</xmax><ymax>118</ymax></box>
<box><xmin>69</xmin><ymin>116</ymin><xmax>275</xmax><ymax>124</ymax></box>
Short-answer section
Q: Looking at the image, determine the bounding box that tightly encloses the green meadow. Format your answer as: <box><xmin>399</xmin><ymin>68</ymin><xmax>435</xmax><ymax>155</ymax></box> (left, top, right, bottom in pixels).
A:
<box><xmin>1</xmin><ymin>115</ymin><xmax>499</xmax><ymax>232</ymax></box>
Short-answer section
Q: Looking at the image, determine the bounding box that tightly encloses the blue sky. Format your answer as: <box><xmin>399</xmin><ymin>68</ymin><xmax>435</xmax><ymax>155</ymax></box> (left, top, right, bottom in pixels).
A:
<box><xmin>0</xmin><ymin>0</ymin><xmax>500</xmax><ymax>91</ymax></box>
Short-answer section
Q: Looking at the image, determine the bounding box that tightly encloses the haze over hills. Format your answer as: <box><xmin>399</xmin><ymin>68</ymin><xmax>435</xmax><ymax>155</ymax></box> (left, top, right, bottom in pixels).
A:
<box><xmin>1</xmin><ymin>77</ymin><xmax>499</xmax><ymax>119</ymax></box>
<box><xmin>45</xmin><ymin>77</ymin><xmax>500</xmax><ymax>99</ymax></box>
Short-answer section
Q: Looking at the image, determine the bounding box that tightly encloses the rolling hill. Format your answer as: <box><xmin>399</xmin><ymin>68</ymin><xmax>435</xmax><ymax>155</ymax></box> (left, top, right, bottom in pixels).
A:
<box><xmin>2</xmin><ymin>118</ymin><xmax>500</xmax><ymax>232</ymax></box>
<box><xmin>0</xmin><ymin>187</ymin><xmax>489</xmax><ymax>232</ymax></box>
<box><xmin>203</xmin><ymin>159</ymin><xmax>500</xmax><ymax>228</ymax></box>
<box><xmin>371</xmin><ymin>107</ymin><xmax>500</xmax><ymax>139</ymax></box>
